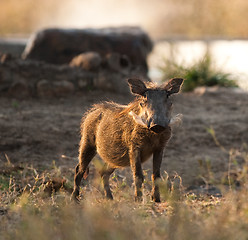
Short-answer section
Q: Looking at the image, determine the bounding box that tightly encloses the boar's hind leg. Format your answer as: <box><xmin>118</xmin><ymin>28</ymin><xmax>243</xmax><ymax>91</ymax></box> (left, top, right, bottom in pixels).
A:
<box><xmin>151</xmin><ymin>150</ymin><xmax>163</xmax><ymax>202</ymax></box>
<box><xmin>130</xmin><ymin>148</ymin><xmax>144</xmax><ymax>202</ymax></box>
<box><xmin>100</xmin><ymin>163</ymin><xmax>115</xmax><ymax>200</ymax></box>
<box><xmin>71</xmin><ymin>144</ymin><xmax>96</xmax><ymax>202</ymax></box>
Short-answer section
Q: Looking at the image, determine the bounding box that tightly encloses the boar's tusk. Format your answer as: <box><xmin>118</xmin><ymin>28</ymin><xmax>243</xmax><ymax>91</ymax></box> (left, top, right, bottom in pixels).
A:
<box><xmin>169</xmin><ymin>114</ymin><xmax>183</xmax><ymax>127</ymax></box>
<box><xmin>129</xmin><ymin>111</ymin><xmax>147</xmax><ymax>128</ymax></box>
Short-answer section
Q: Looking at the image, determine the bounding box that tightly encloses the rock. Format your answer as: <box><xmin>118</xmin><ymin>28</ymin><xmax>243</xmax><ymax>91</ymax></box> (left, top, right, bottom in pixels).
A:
<box><xmin>0</xmin><ymin>51</ymin><xmax>149</xmax><ymax>97</ymax></box>
<box><xmin>22</xmin><ymin>27</ymin><xmax>153</xmax><ymax>73</ymax></box>
<box><xmin>78</xmin><ymin>79</ymin><xmax>89</xmax><ymax>89</ymax></box>
<box><xmin>186</xmin><ymin>184</ymin><xmax>222</xmax><ymax>197</ymax></box>
<box><xmin>37</xmin><ymin>79</ymin><xmax>54</xmax><ymax>97</ymax></box>
<box><xmin>70</xmin><ymin>52</ymin><xmax>102</xmax><ymax>71</ymax></box>
<box><xmin>43</xmin><ymin>177</ymin><xmax>65</xmax><ymax>195</ymax></box>
<box><xmin>94</xmin><ymin>71</ymin><xmax>130</xmax><ymax>94</ymax></box>
<box><xmin>37</xmin><ymin>79</ymin><xmax>75</xmax><ymax>97</ymax></box>
<box><xmin>194</xmin><ymin>86</ymin><xmax>242</xmax><ymax>96</ymax></box>
<box><xmin>105</xmin><ymin>53</ymin><xmax>130</xmax><ymax>73</ymax></box>
<box><xmin>194</xmin><ymin>86</ymin><xmax>220</xmax><ymax>95</ymax></box>
<box><xmin>53</xmin><ymin>80</ymin><xmax>75</xmax><ymax>97</ymax></box>
<box><xmin>8</xmin><ymin>80</ymin><xmax>30</xmax><ymax>98</ymax></box>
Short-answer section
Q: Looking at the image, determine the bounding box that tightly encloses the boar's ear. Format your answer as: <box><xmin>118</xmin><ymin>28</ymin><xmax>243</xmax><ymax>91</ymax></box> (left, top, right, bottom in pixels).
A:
<box><xmin>127</xmin><ymin>78</ymin><xmax>147</xmax><ymax>95</ymax></box>
<box><xmin>163</xmin><ymin>78</ymin><xmax>184</xmax><ymax>95</ymax></box>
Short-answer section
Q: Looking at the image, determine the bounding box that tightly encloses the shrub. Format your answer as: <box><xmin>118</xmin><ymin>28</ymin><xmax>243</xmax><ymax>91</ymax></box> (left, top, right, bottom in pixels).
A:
<box><xmin>160</xmin><ymin>52</ymin><xmax>238</xmax><ymax>92</ymax></box>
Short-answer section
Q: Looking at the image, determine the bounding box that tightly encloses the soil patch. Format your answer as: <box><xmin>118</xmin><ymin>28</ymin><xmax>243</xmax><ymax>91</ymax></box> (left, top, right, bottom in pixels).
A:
<box><xmin>0</xmin><ymin>87</ymin><xmax>247</xmax><ymax>187</ymax></box>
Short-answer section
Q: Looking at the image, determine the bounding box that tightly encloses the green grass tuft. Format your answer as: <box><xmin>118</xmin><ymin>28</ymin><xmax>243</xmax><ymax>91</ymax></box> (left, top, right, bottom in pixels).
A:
<box><xmin>0</xmin><ymin>175</ymin><xmax>9</xmax><ymax>190</ymax></box>
<box><xmin>160</xmin><ymin>52</ymin><xmax>238</xmax><ymax>92</ymax></box>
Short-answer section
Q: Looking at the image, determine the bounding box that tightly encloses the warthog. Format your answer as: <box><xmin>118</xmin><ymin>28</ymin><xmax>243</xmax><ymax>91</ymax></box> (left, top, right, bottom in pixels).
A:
<box><xmin>72</xmin><ymin>77</ymin><xmax>183</xmax><ymax>202</ymax></box>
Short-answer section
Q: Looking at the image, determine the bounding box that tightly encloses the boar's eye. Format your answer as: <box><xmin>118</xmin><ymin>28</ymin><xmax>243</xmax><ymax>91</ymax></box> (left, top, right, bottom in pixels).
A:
<box><xmin>142</xmin><ymin>92</ymin><xmax>148</xmax><ymax>99</ymax></box>
<box><xmin>139</xmin><ymin>100</ymin><xmax>147</xmax><ymax>107</ymax></box>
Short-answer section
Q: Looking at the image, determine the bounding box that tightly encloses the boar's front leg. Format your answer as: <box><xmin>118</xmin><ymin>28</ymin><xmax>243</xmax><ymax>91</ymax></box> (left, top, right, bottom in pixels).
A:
<box><xmin>129</xmin><ymin>147</ymin><xmax>144</xmax><ymax>201</ymax></box>
<box><xmin>151</xmin><ymin>150</ymin><xmax>163</xmax><ymax>202</ymax></box>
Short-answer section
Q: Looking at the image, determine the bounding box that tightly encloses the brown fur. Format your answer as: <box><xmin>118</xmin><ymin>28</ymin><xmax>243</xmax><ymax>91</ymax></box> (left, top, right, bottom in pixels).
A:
<box><xmin>71</xmin><ymin>78</ymin><xmax>183</xmax><ymax>202</ymax></box>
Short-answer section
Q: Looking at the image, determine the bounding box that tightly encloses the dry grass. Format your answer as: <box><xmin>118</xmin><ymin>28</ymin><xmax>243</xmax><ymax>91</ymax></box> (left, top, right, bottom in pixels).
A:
<box><xmin>0</xmin><ymin>127</ymin><xmax>247</xmax><ymax>239</ymax></box>
<box><xmin>1</xmin><ymin>144</ymin><xmax>248</xmax><ymax>240</ymax></box>
<box><xmin>1</xmin><ymin>184</ymin><xmax>248</xmax><ymax>240</ymax></box>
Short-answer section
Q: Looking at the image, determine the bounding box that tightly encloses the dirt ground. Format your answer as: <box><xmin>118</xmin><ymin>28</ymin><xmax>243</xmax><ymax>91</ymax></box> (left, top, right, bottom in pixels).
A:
<box><xmin>0</xmin><ymin>87</ymin><xmax>248</xmax><ymax>189</ymax></box>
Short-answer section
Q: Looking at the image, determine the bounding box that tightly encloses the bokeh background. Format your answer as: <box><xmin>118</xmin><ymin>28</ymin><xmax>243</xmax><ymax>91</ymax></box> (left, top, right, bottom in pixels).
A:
<box><xmin>1</xmin><ymin>0</ymin><xmax>248</xmax><ymax>38</ymax></box>
<box><xmin>1</xmin><ymin>0</ymin><xmax>248</xmax><ymax>89</ymax></box>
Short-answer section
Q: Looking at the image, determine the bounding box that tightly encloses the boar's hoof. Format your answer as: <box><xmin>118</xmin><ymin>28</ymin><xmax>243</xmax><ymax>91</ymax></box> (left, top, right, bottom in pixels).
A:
<box><xmin>71</xmin><ymin>191</ymin><xmax>81</xmax><ymax>204</ymax></box>
<box><xmin>152</xmin><ymin>194</ymin><xmax>161</xmax><ymax>203</ymax></box>
<box><xmin>105</xmin><ymin>192</ymin><xmax>114</xmax><ymax>200</ymax></box>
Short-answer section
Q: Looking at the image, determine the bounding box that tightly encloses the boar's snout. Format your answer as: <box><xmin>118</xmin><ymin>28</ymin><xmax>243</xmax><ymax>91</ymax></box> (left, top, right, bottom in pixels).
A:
<box><xmin>150</xmin><ymin>124</ymin><xmax>166</xmax><ymax>133</ymax></box>
<box><xmin>149</xmin><ymin>119</ymin><xmax>170</xmax><ymax>133</ymax></box>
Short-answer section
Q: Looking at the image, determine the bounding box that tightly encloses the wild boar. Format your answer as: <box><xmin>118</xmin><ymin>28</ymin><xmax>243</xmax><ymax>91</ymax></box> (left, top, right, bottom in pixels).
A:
<box><xmin>71</xmin><ymin>77</ymin><xmax>183</xmax><ymax>202</ymax></box>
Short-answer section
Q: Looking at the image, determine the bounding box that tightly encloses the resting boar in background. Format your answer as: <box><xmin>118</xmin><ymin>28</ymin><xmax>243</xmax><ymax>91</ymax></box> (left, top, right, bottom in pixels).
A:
<box><xmin>71</xmin><ymin>77</ymin><xmax>184</xmax><ymax>202</ymax></box>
